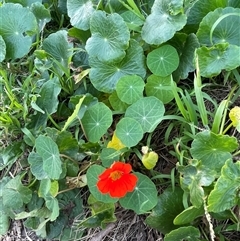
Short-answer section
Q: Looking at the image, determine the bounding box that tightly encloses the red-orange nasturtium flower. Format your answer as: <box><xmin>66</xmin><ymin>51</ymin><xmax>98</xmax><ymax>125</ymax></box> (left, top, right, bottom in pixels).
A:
<box><xmin>97</xmin><ymin>161</ymin><xmax>138</xmax><ymax>198</ymax></box>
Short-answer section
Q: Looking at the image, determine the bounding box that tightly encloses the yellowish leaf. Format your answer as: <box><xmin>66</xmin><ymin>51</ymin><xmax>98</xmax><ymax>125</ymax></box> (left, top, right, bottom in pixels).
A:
<box><xmin>107</xmin><ymin>132</ymin><xmax>126</xmax><ymax>150</ymax></box>
<box><xmin>229</xmin><ymin>106</ymin><xmax>240</xmax><ymax>127</ymax></box>
<box><xmin>142</xmin><ymin>151</ymin><xmax>158</xmax><ymax>170</ymax></box>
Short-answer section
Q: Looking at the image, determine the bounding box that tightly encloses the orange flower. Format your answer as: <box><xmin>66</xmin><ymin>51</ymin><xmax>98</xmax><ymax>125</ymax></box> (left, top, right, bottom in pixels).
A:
<box><xmin>97</xmin><ymin>162</ymin><xmax>138</xmax><ymax>198</ymax></box>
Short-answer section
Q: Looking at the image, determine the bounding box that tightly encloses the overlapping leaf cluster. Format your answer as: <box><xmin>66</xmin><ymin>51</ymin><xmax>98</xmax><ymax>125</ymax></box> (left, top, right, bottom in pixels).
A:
<box><xmin>1</xmin><ymin>0</ymin><xmax>240</xmax><ymax>240</ymax></box>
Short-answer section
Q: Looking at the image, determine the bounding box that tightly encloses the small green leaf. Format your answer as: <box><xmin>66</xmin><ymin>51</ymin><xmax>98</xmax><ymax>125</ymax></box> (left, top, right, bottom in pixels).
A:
<box><xmin>2</xmin><ymin>176</ymin><xmax>32</xmax><ymax>209</ymax></box>
<box><xmin>0</xmin><ymin>3</ymin><xmax>38</xmax><ymax>59</ymax></box>
<box><xmin>208</xmin><ymin>159</ymin><xmax>240</xmax><ymax>213</ymax></box>
<box><xmin>197</xmin><ymin>43</ymin><xmax>240</xmax><ymax>78</ymax></box>
<box><xmin>115</xmin><ymin>117</ymin><xmax>143</xmax><ymax>148</ymax></box>
<box><xmin>81</xmin><ymin>102</ymin><xmax>113</xmax><ymax>143</ymax></box>
<box><xmin>67</xmin><ymin>0</ymin><xmax>95</xmax><ymax>30</ymax></box>
<box><xmin>174</xmin><ymin>206</ymin><xmax>204</xmax><ymax>225</ymax></box>
<box><xmin>119</xmin><ymin>172</ymin><xmax>158</xmax><ymax>214</ymax></box>
<box><xmin>147</xmin><ymin>45</ymin><xmax>179</xmax><ymax>77</ymax></box>
<box><xmin>86</xmin><ymin>165</ymin><xmax>118</xmax><ymax>203</ymax></box>
<box><xmin>145</xmin><ymin>187</ymin><xmax>184</xmax><ymax>234</ymax></box>
<box><xmin>89</xmin><ymin>39</ymin><xmax>146</xmax><ymax>93</ymax></box>
<box><xmin>116</xmin><ymin>75</ymin><xmax>145</xmax><ymax>104</ymax></box>
<box><xmin>145</xmin><ymin>74</ymin><xmax>174</xmax><ymax>104</ymax></box>
<box><xmin>35</xmin><ymin>135</ymin><xmax>62</xmax><ymax>180</ymax></box>
<box><xmin>125</xmin><ymin>96</ymin><xmax>165</xmax><ymax>133</ymax></box>
<box><xmin>0</xmin><ymin>36</ymin><xmax>6</xmax><ymax>62</ymax></box>
<box><xmin>121</xmin><ymin>10</ymin><xmax>144</xmax><ymax>31</ymax></box>
<box><xmin>190</xmin><ymin>131</ymin><xmax>238</xmax><ymax>172</ymax></box>
<box><xmin>141</xmin><ymin>0</ymin><xmax>187</xmax><ymax>45</ymax></box>
<box><xmin>86</xmin><ymin>10</ymin><xmax>130</xmax><ymax>62</ymax></box>
<box><xmin>164</xmin><ymin>226</ymin><xmax>201</xmax><ymax>241</ymax></box>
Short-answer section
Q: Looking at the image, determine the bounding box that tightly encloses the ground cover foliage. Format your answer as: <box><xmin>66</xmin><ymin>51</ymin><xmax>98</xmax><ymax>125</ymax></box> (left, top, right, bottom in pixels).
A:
<box><xmin>1</xmin><ymin>0</ymin><xmax>240</xmax><ymax>240</ymax></box>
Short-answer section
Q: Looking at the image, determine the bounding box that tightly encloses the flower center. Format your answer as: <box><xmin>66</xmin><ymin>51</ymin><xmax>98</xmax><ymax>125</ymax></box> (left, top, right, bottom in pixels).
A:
<box><xmin>110</xmin><ymin>170</ymin><xmax>123</xmax><ymax>181</ymax></box>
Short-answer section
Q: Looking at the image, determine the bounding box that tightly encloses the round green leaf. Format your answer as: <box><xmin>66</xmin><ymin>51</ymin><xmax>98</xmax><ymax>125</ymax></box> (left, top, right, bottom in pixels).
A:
<box><xmin>190</xmin><ymin>131</ymin><xmax>238</xmax><ymax>173</ymax></box>
<box><xmin>141</xmin><ymin>0</ymin><xmax>187</xmax><ymax>45</ymax></box>
<box><xmin>86</xmin><ymin>165</ymin><xmax>118</xmax><ymax>203</ymax></box>
<box><xmin>197</xmin><ymin>43</ymin><xmax>240</xmax><ymax>78</ymax></box>
<box><xmin>125</xmin><ymin>96</ymin><xmax>165</xmax><ymax>133</ymax></box>
<box><xmin>0</xmin><ymin>36</ymin><xmax>6</xmax><ymax>62</ymax></box>
<box><xmin>197</xmin><ymin>7</ymin><xmax>240</xmax><ymax>46</ymax></box>
<box><xmin>116</xmin><ymin>75</ymin><xmax>145</xmax><ymax>104</ymax></box>
<box><xmin>121</xmin><ymin>10</ymin><xmax>144</xmax><ymax>31</ymax></box>
<box><xmin>89</xmin><ymin>39</ymin><xmax>146</xmax><ymax>93</ymax></box>
<box><xmin>81</xmin><ymin>102</ymin><xmax>113</xmax><ymax>143</ymax></box>
<box><xmin>0</xmin><ymin>3</ymin><xmax>38</xmax><ymax>59</ymax></box>
<box><xmin>86</xmin><ymin>10</ymin><xmax>130</xmax><ymax>62</ymax></box>
<box><xmin>147</xmin><ymin>45</ymin><xmax>179</xmax><ymax>77</ymax></box>
<box><xmin>145</xmin><ymin>74</ymin><xmax>174</xmax><ymax>104</ymax></box>
<box><xmin>164</xmin><ymin>226</ymin><xmax>201</xmax><ymax>241</ymax></box>
<box><xmin>115</xmin><ymin>117</ymin><xmax>143</xmax><ymax>148</ymax></box>
<box><xmin>119</xmin><ymin>172</ymin><xmax>158</xmax><ymax>214</ymax></box>
<box><xmin>67</xmin><ymin>0</ymin><xmax>95</xmax><ymax>30</ymax></box>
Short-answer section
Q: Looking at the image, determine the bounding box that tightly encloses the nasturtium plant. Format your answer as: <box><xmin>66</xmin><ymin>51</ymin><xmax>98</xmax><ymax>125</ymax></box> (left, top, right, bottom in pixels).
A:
<box><xmin>125</xmin><ymin>96</ymin><xmax>165</xmax><ymax>133</ymax></box>
<box><xmin>116</xmin><ymin>75</ymin><xmax>145</xmax><ymax>105</ymax></box>
<box><xmin>89</xmin><ymin>39</ymin><xmax>146</xmax><ymax>93</ymax></box>
<box><xmin>81</xmin><ymin>102</ymin><xmax>113</xmax><ymax>143</ymax></box>
<box><xmin>145</xmin><ymin>74</ymin><xmax>174</xmax><ymax>104</ymax></box>
<box><xmin>147</xmin><ymin>45</ymin><xmax>179</xmax><ymax>77</ymax></box>
<box><xmin>0</xmin><ymin>3</ymin><xmax>38</xmax><ymax>59</ymax></box>
<box><xmin>142</xmin><ymin>0</ymin><xmax>187</xmax><ymax>45</ymax></box>
<box><xmin>121</xmin><ymin>10</ymin><xmax>144</xmax><ymax>31</ymax></box>
<box><xmin>86</xmin><ymin>10</ymin><xmax>130</xmax><ymax>62</ymax></box>
<box><xmin>67</xmin><ymin>0</ymin><xmax>96</xmax><ymax>30</ymax></box>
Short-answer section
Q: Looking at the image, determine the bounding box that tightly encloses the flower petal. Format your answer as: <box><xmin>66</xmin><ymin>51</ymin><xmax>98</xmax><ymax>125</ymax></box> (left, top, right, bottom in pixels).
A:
<box><xmin>110</xmin><ymin>161</ymin><xmax>132</xmax><ymax>174</ymax></box>
<box><xmin>109</xmin><ymin>173</ymin><xmax>138</xmax><ymax>198</ymax></box>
